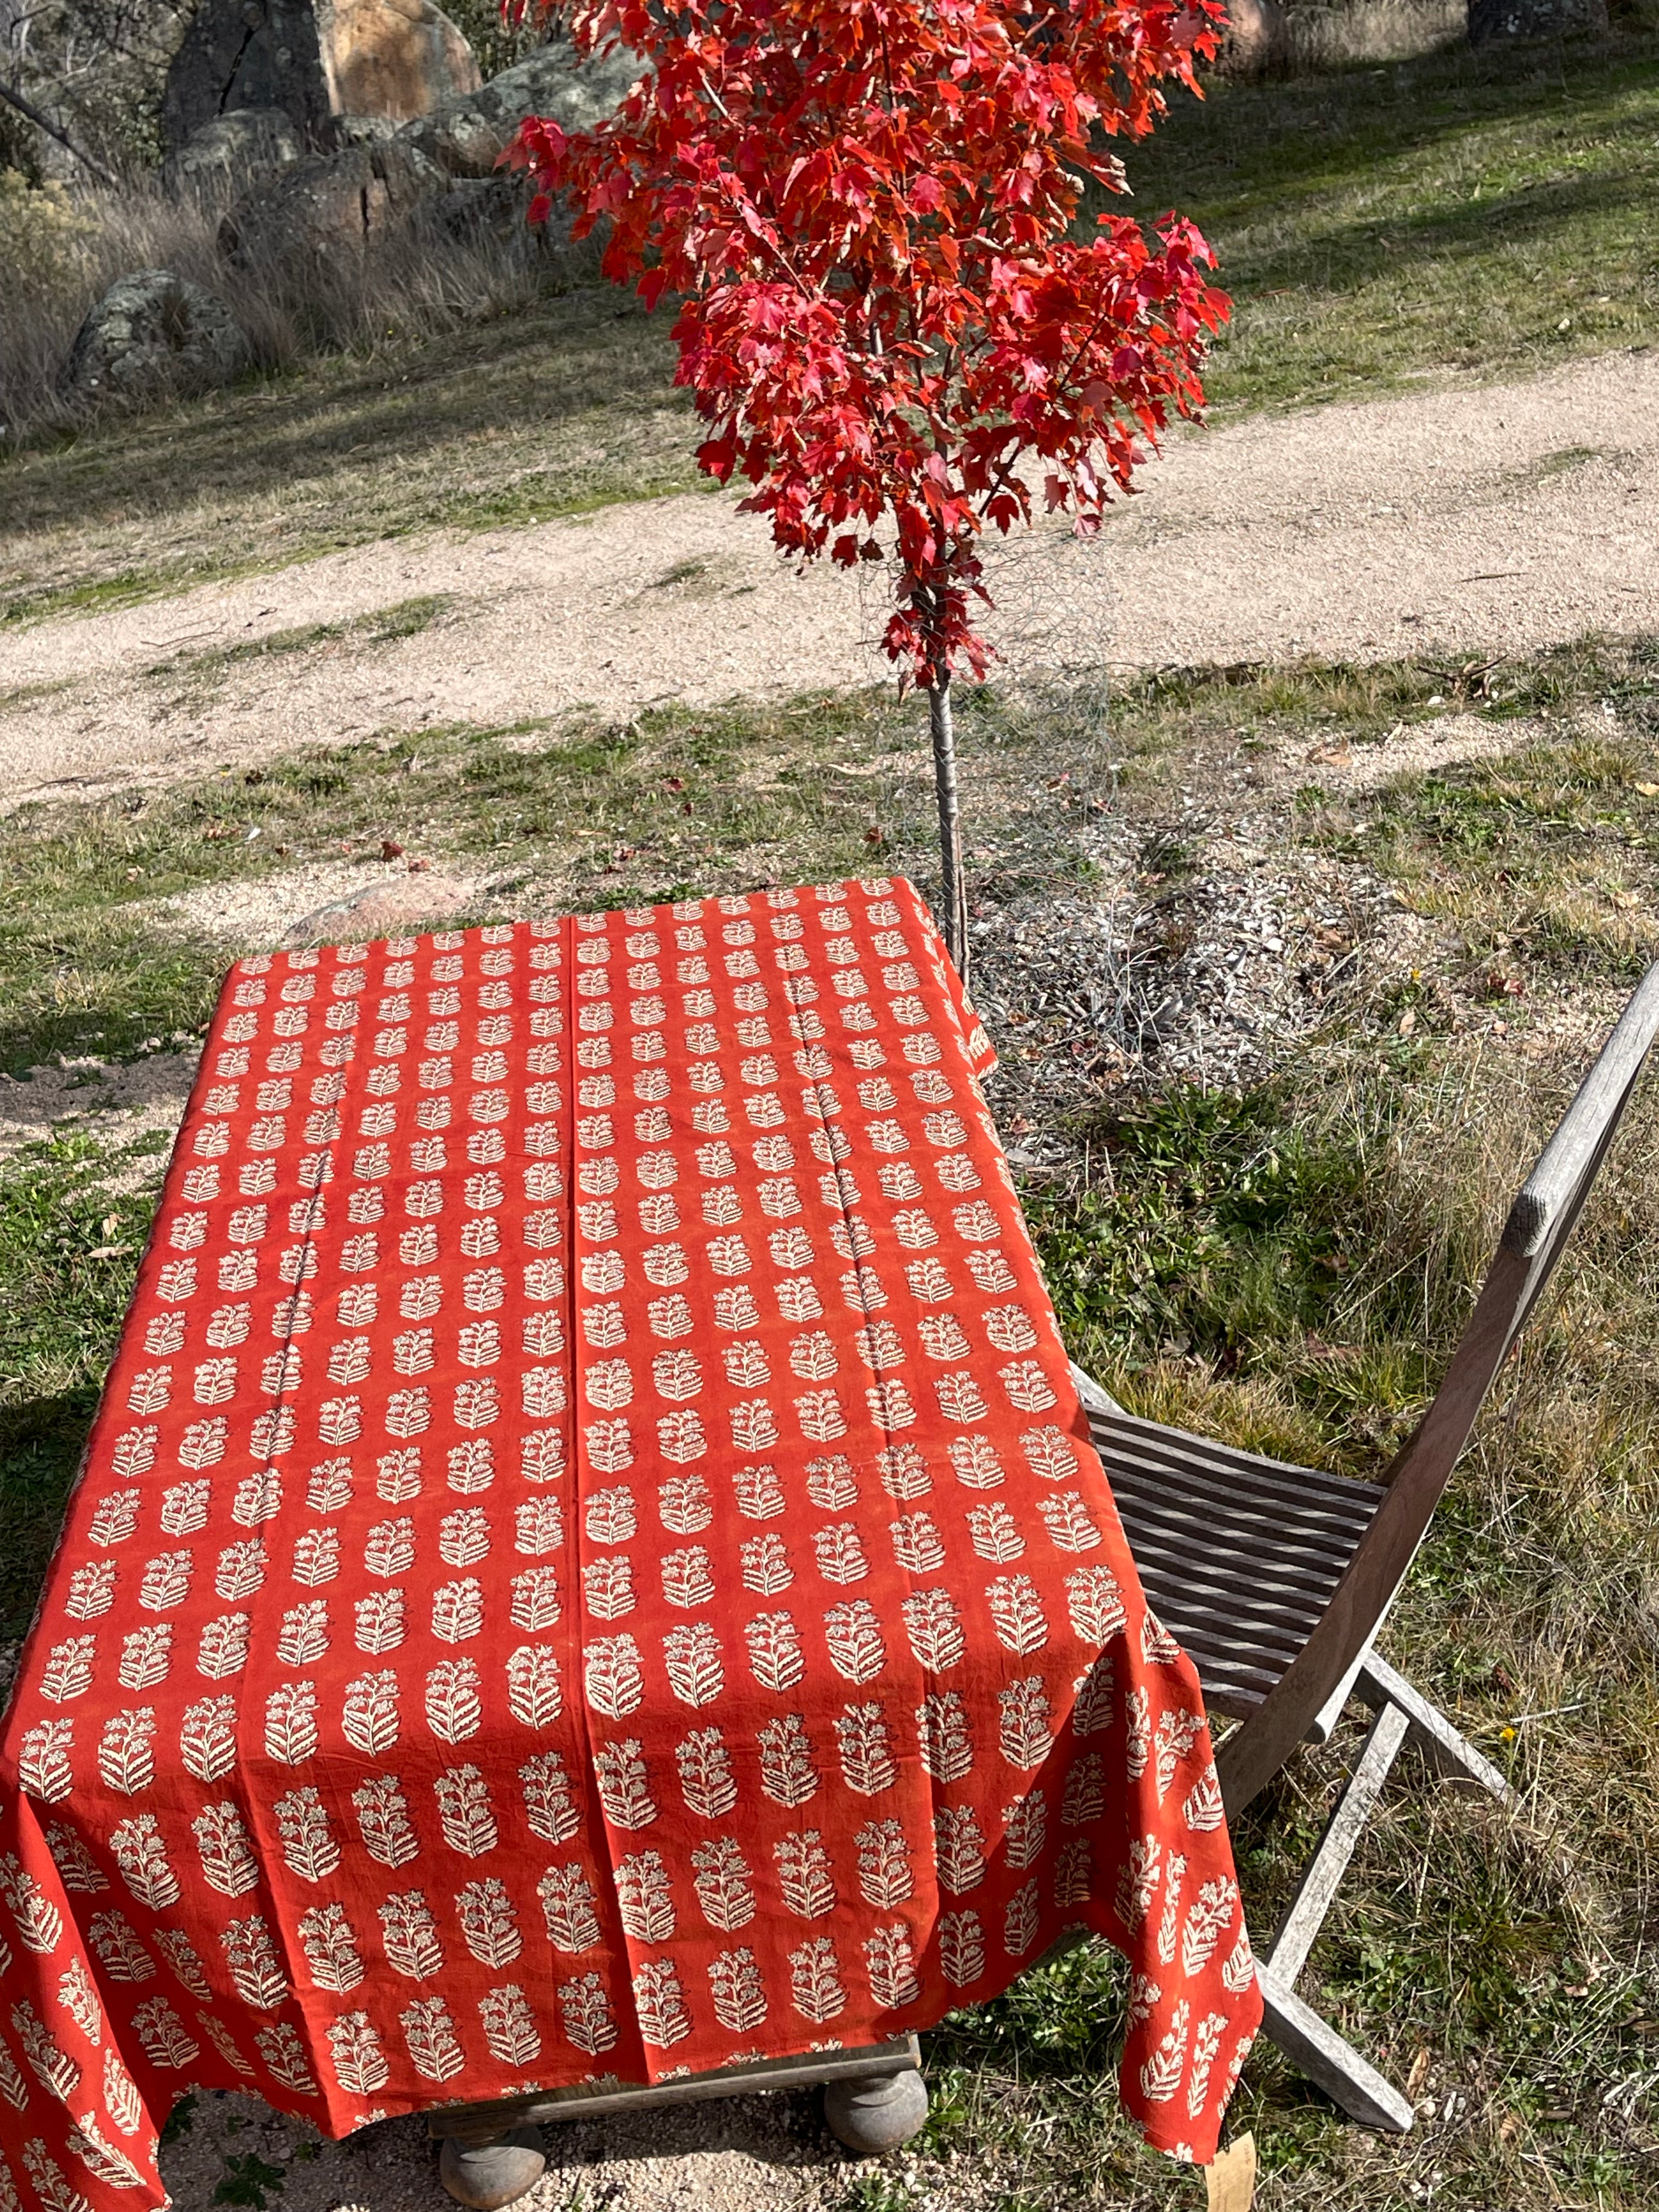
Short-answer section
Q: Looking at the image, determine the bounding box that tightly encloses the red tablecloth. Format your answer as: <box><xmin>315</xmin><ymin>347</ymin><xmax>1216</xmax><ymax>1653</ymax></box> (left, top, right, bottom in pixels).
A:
<box><xmin>0</xmin><ymin>876</ymin><xmax>1259</xmax><ymax>2208</ymax></box>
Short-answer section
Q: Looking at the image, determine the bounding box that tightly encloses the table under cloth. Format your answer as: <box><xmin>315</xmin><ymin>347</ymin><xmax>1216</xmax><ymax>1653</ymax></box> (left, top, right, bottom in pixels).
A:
<box><xmin>0</xmin><ymin>874</ymin><xmax>1260</xmax><ymax>2210</ymax></box>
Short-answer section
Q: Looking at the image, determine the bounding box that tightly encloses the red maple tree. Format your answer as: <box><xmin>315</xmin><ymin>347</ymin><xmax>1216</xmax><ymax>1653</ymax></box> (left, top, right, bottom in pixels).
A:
<box><xmin>509</xmin><ymin>0</ymin><xmax>1229</xmax><ymax>975</ymax></box>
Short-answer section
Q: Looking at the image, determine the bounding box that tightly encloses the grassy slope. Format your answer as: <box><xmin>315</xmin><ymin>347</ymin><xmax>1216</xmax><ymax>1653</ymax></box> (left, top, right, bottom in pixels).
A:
<box><xmin>1125</xmin><ymin>33</ymin><xmax>1659</xmax><ymax>411</ymax></box>
<box><xmin>4</xmin><ymin>34</ymin><xmax>1657</xmax><ymax>623</ymax></box>
<box><xmin>5</xmin><ymin>639</ymin><xmax>1659</xmax><ymax>2206</ymax></box>
<box><xmin>0</xmin><ymin>285</ymin><xmax>697</xmax><ymax>627</ymax></box>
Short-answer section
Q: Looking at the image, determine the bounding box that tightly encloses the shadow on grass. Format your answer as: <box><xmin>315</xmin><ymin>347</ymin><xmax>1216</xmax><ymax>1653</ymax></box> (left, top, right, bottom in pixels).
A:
<box><xmin>0</xmin><ymin>1392</ymin><xmax>94</xmax><ymax>1641</ymax></box>
<box><xmin>1228</xmin><ymin>158</ymin><xmax>1659</xmax><ymax>304</ymax></box>
<box><xmin>1114</xmin><ymin>31</ymin><xmax>1659</xmax><ymax>404</ymax></box>
<box><xmin>2</xmin><ymin>284</ymin><xmax>690</xmax><ymax>591</ymax></box>
<box><xmin>1128</xmin><ymin>35</ymin><xmax>1659</xmax><ymax>218</ymax></box>
<box><xmin>0</xmin><ymin>912</ymin><xmax>222</xmax><ymax>1081</ymax></box>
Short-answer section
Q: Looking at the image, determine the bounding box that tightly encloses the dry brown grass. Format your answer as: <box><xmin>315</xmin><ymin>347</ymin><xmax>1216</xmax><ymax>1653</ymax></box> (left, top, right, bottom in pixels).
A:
<box><xmin>1272</xmin><ymin>0</ymin><xmax>1465</xmax><ymax>72</ymax></box>
<box><xmin>0</xmin><ymin>166</ymin><xmax>565</xmax><ymax>448</ymax></box>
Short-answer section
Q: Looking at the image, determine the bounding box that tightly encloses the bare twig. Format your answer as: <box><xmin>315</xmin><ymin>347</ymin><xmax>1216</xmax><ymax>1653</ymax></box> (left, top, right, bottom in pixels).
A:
<box><xmin>0</xmin><ymin>75</ymin><xmax>117</xmax><ymax>184</ymax></box>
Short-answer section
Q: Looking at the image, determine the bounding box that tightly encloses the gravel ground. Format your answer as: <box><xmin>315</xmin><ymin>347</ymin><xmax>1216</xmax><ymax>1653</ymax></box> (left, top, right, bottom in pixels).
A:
<box><xmin>156</xmin><ymin>2085</ymin><xmax>863</xmax><ymax>2212</ymax></box>
<box><xmin>1</xmin><ymin>351</ymin><xmax>1656</xmax><ymax>809</ymax></box>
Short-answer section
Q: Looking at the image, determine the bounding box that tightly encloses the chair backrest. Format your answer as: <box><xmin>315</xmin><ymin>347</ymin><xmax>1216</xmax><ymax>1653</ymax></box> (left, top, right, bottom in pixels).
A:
<box><xmin>1216</xmin><ymin>957</ymin><xmax>1659</xmax><ymax>1815</ymax></box>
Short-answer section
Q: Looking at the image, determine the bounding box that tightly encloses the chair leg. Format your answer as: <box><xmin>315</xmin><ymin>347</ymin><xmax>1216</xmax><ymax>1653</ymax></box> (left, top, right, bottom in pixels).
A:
<box><xmin>1264</xmin><ymin>1701</ymin><xmax>1410</xmax><ymax>1987</ymax></box>
<box><xmin>1254</xmin><ymin>1660</ymin><xmax>1519</xmax><ymax>2130</ymax></box>
<box><xmin>1255</xmin><ymin>1701</ymin><xmax>1416</xmax><ymax>2132</ymax></box>
<box><xmin>1255</xmin><ymin>1972</ymin><xmax>1415</xmax><ymax>2133</ymax></box>
<box><xmin>1356</xmin><ymin>1654</ymin><xmax>1519</xmax><ymax>1808</ymax></box>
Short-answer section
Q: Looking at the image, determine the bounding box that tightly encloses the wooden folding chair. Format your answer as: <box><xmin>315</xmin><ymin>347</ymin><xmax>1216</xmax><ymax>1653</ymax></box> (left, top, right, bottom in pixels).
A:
<box><xmin>1073</xmin><ymin>958</ymin><xmax>1659</xmax><ymax>2131</ymax></box>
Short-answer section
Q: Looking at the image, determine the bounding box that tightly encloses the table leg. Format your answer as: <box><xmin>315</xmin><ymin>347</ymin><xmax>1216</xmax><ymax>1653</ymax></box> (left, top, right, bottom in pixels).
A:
<box><xmin>822</xmin><ymin>2067</ymin><xmax>929</xmax><ymax>2154</ymax></box>
<box><xmin>437</xmin><ymin>2123</ymin><xmax>548</xmax><ymax>2209</ymax></box>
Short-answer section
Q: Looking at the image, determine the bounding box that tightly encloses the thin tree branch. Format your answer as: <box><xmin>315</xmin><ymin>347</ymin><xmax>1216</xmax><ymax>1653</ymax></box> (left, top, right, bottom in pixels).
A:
<box><xmin>0</xmin><ymin>75</ymin><xmax>117</xmax><ymax>184</ymax></box>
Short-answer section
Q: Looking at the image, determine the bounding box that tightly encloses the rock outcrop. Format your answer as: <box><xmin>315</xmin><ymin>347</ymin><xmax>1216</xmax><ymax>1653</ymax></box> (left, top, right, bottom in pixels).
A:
<box><xmin>212</xmin><ymin>37</ymin><xmax>641</xmax><ymax>273</ymax></box>
<box><xmin>162</xmin><ymin>108</ymin><xmax>304</xmax><ymax>201</ymax></box>
<box><xmin>162</xmin><ymin>0</ymin><xmax>481</xmax><ymax>154</ymax></box>
<box><xmin>399</xmin><ymin>37</ymin><xmax>641</xmax><ymax>177</ymax></box>
<box><xmin>323</xmin><ymin>0</ymin><xmax>482</xmax><ymax>120</ymax></box>
<box><xmin>218</xmin><ymin>139</ymin><xmax>445</xmax><ymax>267</ymax></box>
<box><xmin>65</xmin><ymin>269</ymin><xmax>250</xmax><ymax>404</ymax></box>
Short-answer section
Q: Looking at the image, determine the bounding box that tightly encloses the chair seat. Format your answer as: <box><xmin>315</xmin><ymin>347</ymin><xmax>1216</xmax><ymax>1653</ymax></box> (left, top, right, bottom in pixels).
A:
<box><xmin>1082</xmin><ymin>1407</ymin><xmax>1387</xmax><ymax>1720</ymax></box>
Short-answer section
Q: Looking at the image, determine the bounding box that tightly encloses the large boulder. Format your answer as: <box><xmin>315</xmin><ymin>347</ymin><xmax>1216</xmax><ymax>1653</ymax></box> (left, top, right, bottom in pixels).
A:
<box><xmin>162</xmin><ymin>107</ymin><xmax>304</xmax><ymax>201</ymax></box>
<box><xmin>219</xmin><ymin>139</ymin><xmax>445</xmax><ymax>268</ymax></box>
<box><xmin>163</xmin><ymin>0</ymin><xmax>335</xmax><ymax>150</ymax></box>
<box><xmin>64</xmin><ymin>269</ymin><xmax>250</xmax><ymax>405</ymax></box>
<box><xmin>399</xmin><ymin>37</ymin><xmax>642</xmax><ymax>178</ymax></box>
<box><xmin>321</xmin><ymin>0</ymin><xmax>481</xmax><ymax>120</ymax></box>
<box><xmin>162</xmin><ymin>0</ymin><xmax>481</xmax><ymax>154</ymax></box>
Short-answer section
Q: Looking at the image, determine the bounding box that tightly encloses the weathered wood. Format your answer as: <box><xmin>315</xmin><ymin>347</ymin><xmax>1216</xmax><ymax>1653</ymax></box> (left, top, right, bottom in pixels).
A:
<box><xmin>1217</xmin><ymin>1237</ymin><xmax>1541</xmax><ymax>1818</ymax></box>
<box><xmin>1504</xmin><ymin>963</ymin><xmax>1659</xmax><ymax>1253</ymax></box>
<box><xmin>1072</xmin><ymin>955</ymin><xmax>1659</xmax><ymax>2131</ymax></box>
<box><xmin>1357</xmin><ymin>1654</ymin><xmax>1518</xmax><ymax>1807</ymax></box>
<box><xmin>1069</xmin><ymin>1361</ymin><xmax>1124</xmax><ymax>1417</ymax></box>
<box><xmin>1087</xmin><ymin>1405</ymin><xmax>1385</xmax><ymax>1719</ymax></box>
<box><xmin>1306</xmin><ymin>1637</ymin><xmax>1376</xmax><ymax>1745</ymax></box>
<box><xmin>1254</xmin><ymin>1970</ymin><xmax>1415</xmax><ymax>2133</ymax></box>
<box><xmin>1265</xmin><ymin>1701</ymin><xmax>1410</xmax><ymax>1987</ymax></box>
<box><xmin>1090</xmin><ymin>1412</ymin><xmax>1387</xmax><ymax>1510</ymax></box>
<box><xmin>428</xmin><ymin>2038</ymin><xmax>922</xmax><ymax>2139</ymax></box>
<box><xmin>1118</xmin><ymin>1487</ymin><xmax>1369</xmax><ymax>1563</ymax></box>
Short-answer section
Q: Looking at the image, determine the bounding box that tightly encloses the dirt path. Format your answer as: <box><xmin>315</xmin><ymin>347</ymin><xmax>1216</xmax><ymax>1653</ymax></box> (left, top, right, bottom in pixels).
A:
<box><xmin>2</xmin><ymin>349</ymin><xmax>1656</xmax><ymax>807</ymax></box>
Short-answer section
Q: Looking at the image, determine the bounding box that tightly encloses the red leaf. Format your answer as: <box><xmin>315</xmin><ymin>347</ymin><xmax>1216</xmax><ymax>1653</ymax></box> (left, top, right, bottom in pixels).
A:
<box><xmin>523</xmin><ymin>0</ymin><xmax>1227</xmax><ymax>685</ymax></box>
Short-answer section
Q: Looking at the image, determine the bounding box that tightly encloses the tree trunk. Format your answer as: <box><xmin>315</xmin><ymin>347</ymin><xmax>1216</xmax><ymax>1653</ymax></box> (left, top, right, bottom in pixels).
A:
<box><xmin>927</xmin><ymin>675</ymin><xmax>969</xmax><ymax>986</ymax></box>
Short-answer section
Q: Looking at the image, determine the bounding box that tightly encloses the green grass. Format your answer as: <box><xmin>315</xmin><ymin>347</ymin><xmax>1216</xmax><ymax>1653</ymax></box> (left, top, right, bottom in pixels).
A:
<box><xmin>0</xmin><ymin>1134</ymin><xmax>164</xmax><ymax>1637</ymax></box>
<box><xmin>8</xmin><ymin>637</ymin><xmax>1659</xmax><ymax>1081</ymax></box>
<box><xmin>0</xmin><ymin>692</ymin><xmax>919</xmax><ymax>1077</ymax></box>
<box><xmin>1125</xmin><ymin>33</ymin><xmax>1659</xmax><ymax>411</ymax></box>
<box><xmin>5</xmin><ymin>642</ymin><xmax>1659</xmax><ymax>2207</ymax></box>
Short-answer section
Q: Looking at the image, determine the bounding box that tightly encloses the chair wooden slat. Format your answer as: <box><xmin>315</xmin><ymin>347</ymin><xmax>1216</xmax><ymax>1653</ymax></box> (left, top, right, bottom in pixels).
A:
<box><xmin>1075</xmin><ymin>957</ymin><xmax>1659</xmax><ymax>2132</ymax></box>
